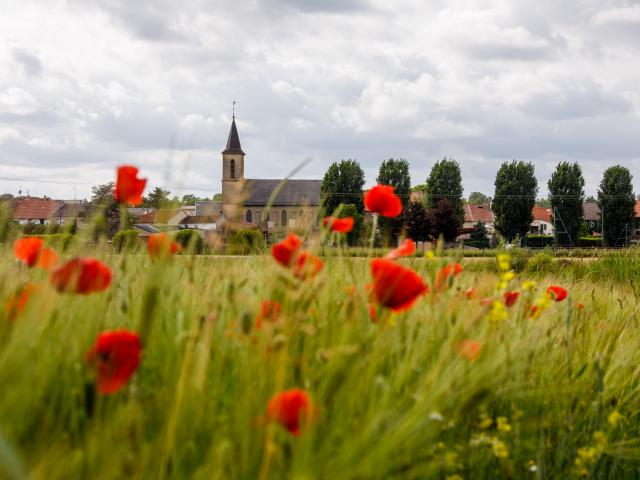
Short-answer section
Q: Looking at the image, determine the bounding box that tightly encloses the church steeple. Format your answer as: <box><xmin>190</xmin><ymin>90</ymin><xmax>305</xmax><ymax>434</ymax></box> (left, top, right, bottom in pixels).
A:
<box><xmin>222</xmin><ymin>117</ymin><xmax>244</xmax><ymax>155</ymax></box>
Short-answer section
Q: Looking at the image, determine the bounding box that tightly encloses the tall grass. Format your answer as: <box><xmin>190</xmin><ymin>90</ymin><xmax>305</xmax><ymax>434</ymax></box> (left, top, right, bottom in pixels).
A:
<box><xmin>2</xmin><ymin>243</ymin><xmax>640</xmax><ymax>479</ymax></box>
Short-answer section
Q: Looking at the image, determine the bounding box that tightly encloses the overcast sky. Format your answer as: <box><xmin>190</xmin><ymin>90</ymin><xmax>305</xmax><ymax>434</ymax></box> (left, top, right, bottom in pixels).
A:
<box><xmin>1</xmin><ymin>0</ymin><xmax>640</xmax><ymax>200</ymax></box>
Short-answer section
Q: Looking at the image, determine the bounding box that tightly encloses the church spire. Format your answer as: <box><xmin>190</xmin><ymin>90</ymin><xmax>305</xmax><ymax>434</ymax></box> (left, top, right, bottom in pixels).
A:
<box><xmin>222</xmin><ymin>100</ymin><xmax>243</xmax><ymax>154</ymax></box>
<box><xmin>222</xmin><ymin>116</ymin><xmax>244</xmax><ymax>155</ymax></box>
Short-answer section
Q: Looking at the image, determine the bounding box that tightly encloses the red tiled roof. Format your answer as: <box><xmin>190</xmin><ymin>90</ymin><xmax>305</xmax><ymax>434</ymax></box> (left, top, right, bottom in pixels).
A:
<box><xmin>12</xmin><ymin>198</ymin><xmax>63</xmax><ymax>220</ymax></box>
<box><xmin>635</xmin><ymin>200</ymin><xmax>640</xmax><ymax>218</ymax></box>
<box><xmin>532</xmin><ymin>206</ymin><xmax>552</xmax><ymax>223</ymax></box>
<box><xmin>137</xmin><ymin>211</ymin><xmax>156</xmax><ymax>223</ymax></box>
<box><xmin>464</xmin><ymin>203</ymin><xmax>494</xmax><ymax>224</ymax></box>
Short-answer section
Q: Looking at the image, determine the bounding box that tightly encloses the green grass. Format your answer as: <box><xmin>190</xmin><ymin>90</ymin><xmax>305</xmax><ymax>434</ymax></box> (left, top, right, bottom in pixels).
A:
<box><xmin>2</xmin><ymin>244</ymin><xmax>640</xmax><ymax>479</ymax></box>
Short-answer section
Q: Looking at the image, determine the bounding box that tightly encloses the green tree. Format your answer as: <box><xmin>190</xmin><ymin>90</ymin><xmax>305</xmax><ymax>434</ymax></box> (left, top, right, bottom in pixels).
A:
<box><xmin>425</xmin><ymin>158</ymin><xmax>464</xmax><ymax>221</ymax></box>
<box><xmin>320</xmin><ymin>159</ymin><xmax>365</xmax><ymax>215</ymax></box>
<box><xmin>90</xmin><ymin>182</ymin><xmax>128</xmax><ymax>238</ymax></box>
<box><xmin>428</xmin><ymin>199</ymin><xmax>461</xmax><ymax>242</ymax></box>
<box><xmin>492</xmin><ymin>160</ymin><xmax>538</xmax><ymax>243</ymax></box>
<box><xmin>548</xmin><ymin>162</ymin><xmax>585</xmax><ymax>246</ymax></box>
<box><xmin>143</xmin><ymin>187</ymin><xmax>171</xmax><ymax>209</ymax></box>
<box><xmin>468</xmin><ymin>222</ymin><xmax>490</xmax><ymax>248</ymax></box>
<box><xmin>598</xmin><ymin>166</ymin><xmax>636</xmax><ymax>247</ymax></box>
<box><xmin>376</xmin><ymin>158</ymin><xmax>411</xmax><ymax>244</ymax></box>
<box><xmin>467</xmin><ymin>192</ymin><xmax>490</xmax><ymax>205</ymax></box>
<box><xmin>181</xmin><ymin>194</ymin><xmax>207</xmax><ymax>205</ymax></box>
<box><xmin>406</xmin><ymin>201</ymin><xmax>430</xmax><ymax>242</ymax></box>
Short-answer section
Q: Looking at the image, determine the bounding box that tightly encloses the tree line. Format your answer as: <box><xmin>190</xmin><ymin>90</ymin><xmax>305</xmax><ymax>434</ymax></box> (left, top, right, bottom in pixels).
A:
<box><xmin>320</xmin><ymin>158</ymin><xmax>638</xmax><ymax>247</ymax></box>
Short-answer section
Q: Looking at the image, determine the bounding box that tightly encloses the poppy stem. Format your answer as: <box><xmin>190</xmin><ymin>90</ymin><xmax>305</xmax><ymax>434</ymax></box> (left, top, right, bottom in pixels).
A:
<box><xmin>119</xmin><ymin>204</ymin><xmax>127</xmax><ymax>233</ymax></box>
<box><xmin>369</xmin><ymin>214</ymin><xmax>378</xmax><ymax>253</ymax></box>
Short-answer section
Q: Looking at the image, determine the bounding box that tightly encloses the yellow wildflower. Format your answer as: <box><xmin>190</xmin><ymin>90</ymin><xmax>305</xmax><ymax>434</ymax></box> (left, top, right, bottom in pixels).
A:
<box><xmin>497</xmin><ymin>254</ymin><xmax>511</xmax><ymax>272</ymax></box>
<box><xmin>608</xmin><ymin>410</ymin><xmax>622</xmax><ymax>427</ymax></box>
<box><xmin>489</xmin><ymin>300</ymin><xmax>508</xmax><ymax>323</ymax></box>
<box><xmin>491</xmin><ymin>438</ymin><xmax>509</xmax><ymax>459</ymax></box>
<box><xmin>425</xmin><ymin>250</ymin><xmax>435</xmax><ymax>260</ymax></box>
<box><xmin>496</xmin><ymin>416</ymin><xmax>512</xmax><ymax>433</ymax></box>
<box><xmin>522</xmin><ymin>280</ymin><xmax>537</xmax><ymax>291</ymax></box>
<box><xmin>479</xmin><ymin>415</ymin><xmax>493</xmax><ymax>429</ymax></box>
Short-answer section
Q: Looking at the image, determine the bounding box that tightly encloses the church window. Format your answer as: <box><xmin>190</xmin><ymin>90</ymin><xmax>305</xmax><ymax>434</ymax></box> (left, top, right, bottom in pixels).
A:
<box><xmin>246</xmin><ymin>209</ymin><xmax>252</xmax><ymax>223</ymax></box>
<box><xmin>281</xmin><ymin>210</ymin><xmax>288</xmax><ymax>226</ymax></box>
<box><xmin>230</xmin><ymin>159</ymin><xmax>235</xmax><ymax>179</ymax></box>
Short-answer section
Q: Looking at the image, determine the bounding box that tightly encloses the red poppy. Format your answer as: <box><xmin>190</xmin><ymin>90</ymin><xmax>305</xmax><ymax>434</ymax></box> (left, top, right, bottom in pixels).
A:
<box><xmin>266</xmin><ymin>388</ymin><xmax>315</xmax><ymax>436</ymax></box>
<box><xmin>385</xmin><ymin>238</ymin><xmax>415</xmax><ymax>260</ymax></box>
<box><xmin>5</xmin><ymin>283</ymin><xmax>37</xmax><ymax>321</ymax></box>
<box><xmin>364</xmin><ymin>184</ymin><xmax>403</xmax><ymax>217</ymax></box>
<box><xmin>465</xmin><ymin>287</ymin><xmax>476</xmax><ymax>299</ymax></box>
<box><xmin>370</xmin><ymin>258</ymin><xmax>428</xmax><ymax>311</ymax></box>
<box><xmin>434</xmin><ymin>262</ymin><xmax>463</xmax><ymax>291</ymax></box>
<box><xmin>292</xmin><ymin>251</ymin><xmax>324</xmax><ymax>280</ymax></box>
<box><xmin>503</xmin><ymin>290</ymin><xmax>520</xmax><ymax>307</ymax></box>
<box><xmin>114</xmin><ymin>165</ymin><xmax>146</xmax><ymax>206</ymax></box>
<box><xmin>272</xmin><ymin>234</ymin><xmax>303</xmax><ymax>267</ymax></box>
<box><xmin>368</xmin><ymin>303</ymin><xmax>379</xmax><ymax>323</ymax></box>
<box><xmin>13</xmin><ymin>237</ymin><xmax>58</xmax><ymax>270</ymax></box>
<box><xmin>85</xmin><ymin>330</ymin><xmax>141</xmax><ymax>394</ymax></box>
<box><xmin>577</xmin><ymin>303</ymin><xmax>585</xmax><ymax>310</ymax></box>
<box><xmin>14</xmin><ymin>237</ymin><xmax>43</xmax><ymax>267</ymax></box>
<box><xmin>36</xmin><ymin>247</ymin><xmax>59</xmax><ymax>270</ymax></box>
<box><xmin>322</xmin><ymin>216</ymin><xmax>354</xmax><ymax>233</ymax></box>
<box><xmin>458</xmin><ymin>339</ymin><xmax>481</xmax><ymax>362</ymax></box>
<box><xmin>147</xmin><ymin>233</ymin><xmax>181</xmax><ymax>259</ymax></box>
<box><xmin>255</xmin><ymin>300</ymin><xmax>281</xmax><ymax>329</ymax></box>
<box><xmin>546</xmin><ymin>285</ymin><xmax>568</xmax><ymax>302</ymax></box>
<box><xmin>50</xmin><ymin>258</ymin><xmax>112</xmax><ymax>294</ymax></box>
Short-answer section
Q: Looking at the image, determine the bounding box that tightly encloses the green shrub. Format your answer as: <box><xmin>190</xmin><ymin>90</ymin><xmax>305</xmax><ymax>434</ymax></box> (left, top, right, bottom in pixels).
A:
<box><xmin>112</xmin><ymin>230</ymin><xmax>140</xmax><ymax>253</ymax></box>
<box><xmin>497</xmin><ymin>248</ymin><xmax>531</xmax><ymax>272</ymax></box>
<box><xmin>577</xmin><ymin>236</ymin><xmax>602</xmax><ymax>248</ymax></box>
<box><xmin>226</xmin><ymin>229</ymin><xmax>264</xmax><ymax>255</ymax></box>
<box><xmin>526</xmin><ymin>251</ymin><xmax>554</xmax><ymax>274</ymax></box>
<box><xmin>0</xmin><ymin>203</ymin><xmax>17</xmax><ymax>243</ymax></box>
<box><xmin>525</xmin><ymin>235</ymin><xmax>554</xmax><ymax>248</ymax></box>
<box><xmin>175</xmin><ymin>229</ymin><xmax>205</xmax><ymax>254</ymax></box>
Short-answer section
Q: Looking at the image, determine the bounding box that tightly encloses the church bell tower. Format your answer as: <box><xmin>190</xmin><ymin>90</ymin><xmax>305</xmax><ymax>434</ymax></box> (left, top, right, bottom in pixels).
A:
<box><xmin>221</xmin><ymin>113</ymin><xmax>245</xmax><ymax>219</ymax></box>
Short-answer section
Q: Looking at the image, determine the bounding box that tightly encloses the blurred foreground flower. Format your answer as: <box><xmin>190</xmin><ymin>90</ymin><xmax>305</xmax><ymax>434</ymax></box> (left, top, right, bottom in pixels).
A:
<box><xmin>322</xmin><ymin>216</ymin><xmax>354</xmax><ymax>233</ymax></box>
<box><xmin>266</xmin><ymin>388</ymin><xmax>316</xmax><ymax>436</ymax></box>
<box><xmin>272</xmin><ymin>234</ymin><xmax>323</xmax><ymax>280</ymax></box>
<box><xmin>50</xmin><ymin>258</ymin><xmax>112</xmax><ymax>294</ymax></box>
<box><xmin>5</xmin><ymin>283</ymin><xmax>38</xmax><ymax>321</ymax></box>
<box><xmin>85</xmin><ymin>329</ymin><xmax>141</xmax><ymax>394</ymax></box>
<box><xmin>272</xmin><ymin>234</ymin><xmax>303</xmax><ymax>267</ymax></box>
<box><xmin>255</xmin><ymin>300</ymin><xmax>281</xmax><ymax>329</ymax></box>
<box><xmin>292</xmin><ymin>251</ymin><xmax>324</xmax><ymax>280</ymax></box>
<box><xmin>458</xmin><ymin>339</ymin><xmax>481</xmax><ymax>362</ymax></box>
<box><xmin>434</xmin><ymin>262</ymin><xmax>463</xmax><ymax>291</ymax></box>
<box><xmin>503</xmin><ymin>290</ymin><xmax>520</xmax><ymax>307</ymax></box>
<box><xmin>13</xmin><ymin>237</ymin><xmax>58</xmax><ymax>269</ymax></box>
<box><xmin>370</xmin><ymin>258</ymin><xmax>428</xmax><ymax>311</ymax></box>
<box><xmin>114</xmin><ymin>165</ymin><xmax>147</xmax><ymax>206</ymax></box>
<box><xmin>385</xmin><ymin>238</ymin><xmax>415</xmax><ymax>260</ymax></box>
<box><xmin>148</xmin><ymin>233</ymin><xmax>182</xmax><ymax>260</ymax></box>
<box><xmin>364</xmin><ymin>184</ymin><xmax>402</xmax><ymax>217</ymax></box>
<box><xmin>546</xmin><ymin>285</ymin><xmax>568</xmax><ymax>302</ymax></box>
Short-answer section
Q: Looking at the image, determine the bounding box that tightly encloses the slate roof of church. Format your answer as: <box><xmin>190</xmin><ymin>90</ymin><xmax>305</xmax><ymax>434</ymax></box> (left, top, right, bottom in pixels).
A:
<box><xmin>222</xmin><ymin>118</ymin><xmax>244</xmax><ymax>155</ymax></box>
<box><xmin>242</xmin><ymin>179</ymin><xmax>322</xmax><ymax>207</ymax></box>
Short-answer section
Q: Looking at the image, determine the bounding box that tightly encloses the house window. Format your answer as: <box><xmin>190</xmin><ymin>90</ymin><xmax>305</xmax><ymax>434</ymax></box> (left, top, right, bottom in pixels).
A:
<box><xmin>246</xmin><ymin>209</ymin><xmax>252</xmax><ymax>223</ymax></box>
<box><xmin>281</xmin><ymin>210</ymin><xmax>287</xmax><ymax>227</ymax></box>
<box><xmin>230</xmin><ymin>159</ymin><xmax>235</xmax><ymax>179</ymax></box>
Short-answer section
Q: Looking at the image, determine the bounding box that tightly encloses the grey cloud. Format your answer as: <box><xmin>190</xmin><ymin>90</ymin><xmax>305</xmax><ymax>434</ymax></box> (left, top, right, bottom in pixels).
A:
<box><xmin>12</xmin><ymin>48</ymin><xmax>43</xmax><ymax>76</ymax></box>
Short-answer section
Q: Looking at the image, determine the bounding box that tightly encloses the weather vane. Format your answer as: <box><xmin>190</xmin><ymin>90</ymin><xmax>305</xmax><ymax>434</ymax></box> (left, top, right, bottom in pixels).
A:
<box><xmin>233</xmin><ymin>100</ymin><xmax>236</xmax><ymax>119</ymax></box>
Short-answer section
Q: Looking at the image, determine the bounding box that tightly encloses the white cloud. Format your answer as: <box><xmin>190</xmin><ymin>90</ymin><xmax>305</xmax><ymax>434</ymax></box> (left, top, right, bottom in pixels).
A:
<box><xmin>0</xmin><ymin>87</ymin><xmax>40</xmax><ymax>115</ymax></box>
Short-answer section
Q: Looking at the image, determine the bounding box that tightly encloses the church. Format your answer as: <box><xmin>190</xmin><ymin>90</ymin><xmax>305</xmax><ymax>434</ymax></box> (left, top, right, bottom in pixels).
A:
<box><xmin>220</xmin><ymin>116</ymin><xmax>322</xmax><ymax>232</ymax></box>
